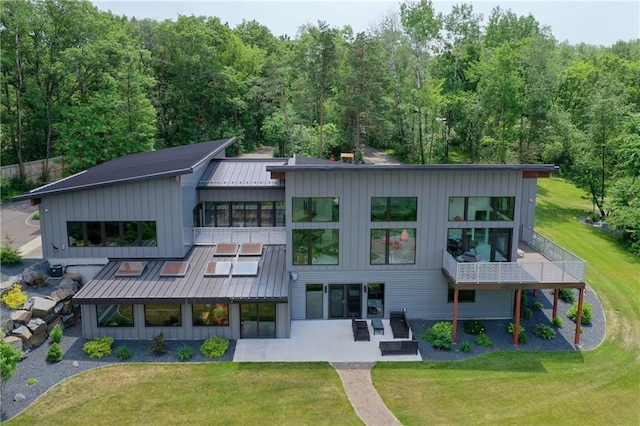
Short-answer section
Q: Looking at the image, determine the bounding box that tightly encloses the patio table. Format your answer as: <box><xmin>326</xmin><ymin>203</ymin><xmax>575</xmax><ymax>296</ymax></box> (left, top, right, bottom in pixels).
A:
<box><xmin>371</xmin><ymin>318</ymin><xmax>384</xmax><ymax>335</ymax></box>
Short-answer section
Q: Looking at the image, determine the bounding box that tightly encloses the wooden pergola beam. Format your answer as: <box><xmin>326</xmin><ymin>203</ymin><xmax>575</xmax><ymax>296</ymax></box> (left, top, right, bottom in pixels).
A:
<box><xmin>574</xmin><ymin>288</ymin><xmax>585</xmax><ymax>345</ymax></box>
<box><xmin>452</xmin><ymin>289</ymin><xmax>459</xmax><ymax>344</ymax></box>
<box><xmin>514</xmin><ymin>289</ymin><xmax>522</xmax><ymax>346</ymax></box>
<box><xmin>552</xmin><ymin>288</ymin><xmax>559</xmax><ymax>319</ymax></box>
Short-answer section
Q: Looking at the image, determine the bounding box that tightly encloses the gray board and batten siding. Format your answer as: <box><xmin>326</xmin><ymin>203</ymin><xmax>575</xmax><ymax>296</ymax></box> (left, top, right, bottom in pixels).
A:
<box><xmin>39</xmin><ymin>177</ymin><xmax>186</xmax><ymax>260</ymax></box>
<box><xmin>283</xmin><ymin>167</ymin><xmax>546</xmax><ymax>320</ymax></box>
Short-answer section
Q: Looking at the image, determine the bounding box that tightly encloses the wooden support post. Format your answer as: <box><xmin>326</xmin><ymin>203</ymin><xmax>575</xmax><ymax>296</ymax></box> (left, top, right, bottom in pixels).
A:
<box><xmin>574</xmin><ymin>288</ymin><xmax>585</xmax><ymax>346</ymax></box>
<box><xmin>552</xmin><ymin>288</ymin><xmax>559</xmax><ymax>319</ymax></box>
<box><xmin>452</xmin><ymin>289</ymin><xmax>459</xmax><ymax>344</ymax></box>
<box><xmin>514</xmin><ymin>289</ymin><xmax>522</xmax><ymax>346</ymax></box>
<box><xmin>532</xmin><ymin>289</ymin><xmax>538</xmax><ymax>297</ymax></box>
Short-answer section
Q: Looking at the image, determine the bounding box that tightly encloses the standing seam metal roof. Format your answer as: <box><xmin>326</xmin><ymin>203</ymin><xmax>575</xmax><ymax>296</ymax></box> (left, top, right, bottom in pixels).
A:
<box><xmin>13</xmin><ymin>138</ymin><xmax>236</xmax><ymax>201</ymax></box>
<box><xmin>198</xmin><ymin>159</ymin><xmax>287</xmax><ymax>188</ymax></box>
<box><xmin>72</xmin><ymin>245</ymin><xmax>288</xmax><ymax>304</ymax></box>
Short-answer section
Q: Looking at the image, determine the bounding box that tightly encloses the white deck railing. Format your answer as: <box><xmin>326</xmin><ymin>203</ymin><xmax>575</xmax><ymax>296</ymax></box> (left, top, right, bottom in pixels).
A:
<box><xmin>193</xmin><ymin>227</ymin><xmax>286</xmax><ymax>245</ymax></box>
<box><xmin>443</xmin><ymin>240</ymin><xmax>586</xmax><ymax>285</ymax></box>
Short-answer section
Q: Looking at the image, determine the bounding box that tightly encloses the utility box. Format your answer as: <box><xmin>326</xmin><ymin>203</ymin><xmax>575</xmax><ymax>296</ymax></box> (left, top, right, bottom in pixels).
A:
<box><xmin>49</xmin><ymin>264</ymin><xmax>64</xmax><ymax>278</ymax></box>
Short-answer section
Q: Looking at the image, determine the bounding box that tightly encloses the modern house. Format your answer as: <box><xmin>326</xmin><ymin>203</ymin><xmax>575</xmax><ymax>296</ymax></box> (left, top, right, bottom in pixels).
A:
<box><xmin>15</xmin><ymin>138</ymin><xmax>587</xmax><ymax>344</ymax></box>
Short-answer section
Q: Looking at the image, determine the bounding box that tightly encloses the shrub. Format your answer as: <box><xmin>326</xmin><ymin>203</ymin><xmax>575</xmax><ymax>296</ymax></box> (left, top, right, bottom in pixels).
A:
<box><xmin>31</xmin><ymin>211</ymin><xmax>40</xmax><ymax>220</ymax></box>
<box><xmin>200</xmin><ymin>337</ymin><xmax>229</xmax><ymax>358</ymax></box>
<box><xmin>458</xmin><ymin>341</ymin><xmax>472</xmax><ymax>353</ymax></box>
<box><xmin>462</xmin><ymin>320</ymin><xmax>485</xmax><ymax>335</ymax></box>
<box><xmin>26</xmin><ymin>377</ymin><xmax>37</xmax><ymax>386</ymax></box>
<box><xmin>150</xmin><ymin>333</ymin><xmax>168</xmax><ymax>355</ymax></box>
<box><xmin>507</xmin><ymin>323</ymin><xmax>527</xmax><ymax>343</ymax></box>
<box><xmin>116</xmin><ymin>345</ymin><xmax>133</xmax><ymax>361</ymax></box>
<box><xmin>567</xmin><ymin>302</ymin><xmax>593</xmax><ymax>325</ymax></box>
<box><xmin>552</xmin><ymin>316</ymin><xmax>564</xmax><ymax>327</ymax></box>
<box><xmin>0</xmin><ymin>234</ymin><xmax>22</xmax><ymax>265</ymax></box>
<box><xmin>177</xmin><ymin>345</ymin><xmax>194</xmax><ymax>361</ymax></box>
<box><xmin>521</xmin><ymin>308</ymin><xmax>533</xmax><ymax>320</ymax></box>
<box><xmin>520</xmin><ymin>291</ymin><xmax>529</xmax><ymax>307</ymax></box>
<box><xmin>83</xmin><ymin>336</ymin><xmax>114</xmax><ymax>359</ymax></box>
<box><xmin>422</xmin><ymin>322</ymin><xmax>454</xmax><ymax>350</ymax></box>
<box><xmin>49</xmin><ymin>324</ymin><xmax>63</xmax><ymax>344</ymax></box>
<box><xmin>474</xmin><ymin>333</ymin><xmax>493</xmax><ymax>347</ymax></box>
<box><xmin>551</xmin><ymin>288</ymin><xmax>575</xmax><ymax>303</ymax></box>
<box><xmin>533</xmin><ymin>301</ymin><xmax>544</xmax><ymax>311</ymax></box>
<box><xmin>46</xmin><ymin>342</ymin><xmax>63</xmax><ymax>363</ymax></box>
<box><xmin>0</xmin><ymin>342</ymin><xmax>21</xmax><ymax>382</ymax></box>
<box><xmin>1</xmin><ymin>284</ymin><xmax>28</xmax><ymax>309</ymax></box>
<box><xmin>533</xmin><ymin>324</ymin><xmax>556</xmax><ymax>340</ymax></box>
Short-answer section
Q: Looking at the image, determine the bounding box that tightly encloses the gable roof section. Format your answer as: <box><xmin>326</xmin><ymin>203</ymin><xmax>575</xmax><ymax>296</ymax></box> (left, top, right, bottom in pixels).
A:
<box><xmin>14</xmin><ymin>138</ymin><xmax>236</xmax><ymax>201</ymax></box>
<box><xmin>199</xmin><ymin>158</ymin><xmax>287</xmax><ymax>188</ymax></box>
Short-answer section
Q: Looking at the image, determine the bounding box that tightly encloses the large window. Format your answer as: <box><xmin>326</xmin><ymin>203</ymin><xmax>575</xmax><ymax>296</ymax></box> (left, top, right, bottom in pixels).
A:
<box><xmin>144</xmin><ymin>304</ymin><xmax>182</xmax><ymax>326</ymax></box>
<box><xmin>195</xmin><ymin>201</ymin><xmax>285</xmax><ymax>227</ymax></box>
<box><xmin>367</xmin><ymin>283</ymin><xmax>384</xmax><ymax>318</ymax></box>
<box><xmin>97</xmin><ymin>305</ymin><xmax>134</xmax><ymax>327</ymax></box>
<box><xmin>447</xmin><ymin>228</ymin><xmax>512</xmax><ymax>262</ymax></box>
<box><xmin>68</xmin><ymin>221</ymin><xmax>156</xmax><ymax>247</ymax></box>
<box><xmin>293</xmin><ymin>229</ymin><xmax>339</xmax><ymax>265</ymax></box>
<box><xmin>292</xmin><ymin>197</ymin><xmax>339</xmax><ymax>222</ymax></box>
<box><xmin>370</xmin><ymin>228</ymin><xmax>416</xmax><ymax>264</ymax></box>
<box><xmin>192</xmin><ymin>304</ymin><xmax>229</xmax><ymax>326</ymax></box>
<box><xmin>371</xmin><ymin>197</ymin><xmax>417</xmax><ymax>221</ymax></box>
<box><xmin>448</xmin><ymin>197</ymin><xmax>515</xmax><ymax>221</ymax></box>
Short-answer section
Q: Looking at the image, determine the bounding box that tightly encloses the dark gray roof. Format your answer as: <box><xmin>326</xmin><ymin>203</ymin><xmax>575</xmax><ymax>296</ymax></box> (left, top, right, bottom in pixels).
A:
<box><xmin>199</xmin><ymin>159</ymin><xmax>287</xmax><ymax>188</ymax></box>
<box><xmin>267</xmin><ymin>160</ymin><xmax>559</xmax><ymax>173</ymax></box>
<box><xmin>14</xmin><ymin>138</ymin><xmax>236</xmax><ymax>201</ymax></box>
<box><xmin>73</xmin><ymin>245</ymin><xmax>288</xmax><ymax>304</ymax></box>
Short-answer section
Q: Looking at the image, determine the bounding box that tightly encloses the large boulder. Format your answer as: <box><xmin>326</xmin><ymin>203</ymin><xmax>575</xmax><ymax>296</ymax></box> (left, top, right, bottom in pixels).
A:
<box><xmin>22</xmin><ymin>268</ymin><xmax>48</xmax><ymax>288</ymax></box>
<box><xmin>11</xmin><ymin>325</ymin><xmax>32</xmax><ymax>346</ymax></box>
<box><xmin>10</xmin><ymin>310</ymin><xmax>32</xmax><ymax>325</ymax></box>
<box><xmin>63</xmin><ymin>272</ymin><xmax>82</xmax><ymax>286</ymax></box>
<box><xmin>3</xmin><ymin>335</ymin><xmax>23</xmax><ymax>353</ymax></box>
<box><xmin>29</xmin><ymin>297</ymin><xmax>57</xmax><ymax>319</ymax></box>
<box><xmin>26</xmin><ymin>318</ymin><xmax>48</xmax><ymax>347</ymax></box>
<box><xmin>49</xmin><ymin>288</ymin><xmax>75</xmax><ymax>302</ymax></box>
<box><xmin>1</xmin><ymin>318</ymin><xmax>14</xmax><ymax>335</ymax></box>
<box><xmin>58</xmin><ymin>277</ymin><xmax>79</xmax><ymax>292</ymax></box>
<box><xmin>42</xmin><ymin>302</ymin><xmax>65</xmax><ymax>323</ymax></box>
<box><xmin>47</xmin><ymin>317</ymin><xmax>64</xmax><ymax>333</ymax></box>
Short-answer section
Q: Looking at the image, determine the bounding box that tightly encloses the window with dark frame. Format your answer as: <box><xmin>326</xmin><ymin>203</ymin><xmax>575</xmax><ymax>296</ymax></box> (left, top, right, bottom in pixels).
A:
<box><xmin>67</xmin><ymin>221</ymin><xmax>157</xmax><ymax>247</ymax></box>
<box><xmin>448</xmin><ymin>197</ymin><xmax>515</xmax><ymax>221</ymax></box>
<box><xmin>192</xmin><ymin>304</ymin><xmax>229</xmax><ymax>326</ymax></box>
<box><xmin>144</xmin><ymin>304</ymin><xmax>182</xmax><ymax>327</ymax></box>
<box><xmin>97</xmin><ymin>304</ymin><xmax>134</xmax><ymax>327</ymax></box>
<box><xmin>371</xmin><ymin>197</ymin><xmax>417</xmax><ymax>221</ymax></box>
<box><xmin>292</xmin><ymin>197</ymin><xmax>339</xmax><ymax>222</ymax></box>
<box><xmin>194</xmin><ymin>201</ymin><xmax>286</xmax><ymax>227</ymax></box>
<box><xmin>370</xmin><ymin>228</ymin><xmax>416</xmax><ymax>265</ymax></box>
<box><xmin>447</xmin><ymin>285</ymin><xmax>476</xmax><ymax>303</ymax></box>
<box><xmin>292</xmin><ymin>229</ymin><xmax>339</xmax><ymax>265</ymax></box>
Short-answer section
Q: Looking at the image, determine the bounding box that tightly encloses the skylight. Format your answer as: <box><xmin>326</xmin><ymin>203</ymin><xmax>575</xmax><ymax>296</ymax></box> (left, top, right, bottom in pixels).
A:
<box><xmin>160</xmin><ymin>261</ymin><xmax>189</xmax><ymax>277</ymax></box>
<box><xmin>116</xmin><ymin>261</ymin><xmax>146</xmax><ymax>277</ymax></box>
<box><xmin>205</xmin><ymin>261</ymin><xmax>232</xmax><ymax>277</ymax></box>
<box><xmin>214</xmin><ymin>243</ymin><xmax>239</xmax><ymax>256</ymax></box>
<box><xmin>239</xmin><ymin>243</ymin><xmax>263</xmax><ymax>256</ymax></box>
<box><xmin>232</xmin><ymin>261</ymin><xmax>259</xmax><ymax>276</ymax></box>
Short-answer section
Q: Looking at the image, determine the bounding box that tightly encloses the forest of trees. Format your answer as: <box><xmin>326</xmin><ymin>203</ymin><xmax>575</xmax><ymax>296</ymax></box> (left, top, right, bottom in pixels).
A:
<box><xmin>1</xmin><ymin>0</ymin><xmax>638</xmax><ymax>254</ymax></box>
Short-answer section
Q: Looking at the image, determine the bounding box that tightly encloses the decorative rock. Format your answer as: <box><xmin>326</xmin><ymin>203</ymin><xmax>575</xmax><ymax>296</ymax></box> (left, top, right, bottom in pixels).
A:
<box><xmin>22</xmin><ymin>268</ymin><xmax>48</xmax><ymax>287</ymax></box>
<box><xmin>3</xmin><ymin>335</ymin><xmax>23</xmax><ymax>353</ymax></box>
<box><xmin>62</xmin><ymin>312</ymin><xmax>76</xmax><ymax>327</ymax></box>
<box><xmin>1</xmin><ymin>277</ymin><xmax>19</xmax><ymax>296</ymax></box>
<box><xmin>29</xmin><ymin>297</ymin><xmax>57</xmax><ymax>319</ymax></box>
<box><xmin>72</xmin><ymin>361</ymin><xmax>80</xmax><ymax>367</ymax></box>
<box><xmin>49</xmin><ymin>288</ymin><xmax>75</xmax><ymax>302</ymax></box>
<box><xmin>27</xmin><ymin>318</ymin><xmax>48</xmax><ymax>334</ymax></box>
<box><xmin>10</xmin><ymin>310</ymin><xmax>32</xmax><ymax>324</ymax></box>
<box><xmin>14</xmin><ymin>393</ymin><xmax>26</xmax><ymax>402</ymax></box>
<box><xmin>12</xmin><ymin>325</ymin><xmax>32</xmax><ymax>345</ymax></box>
<box><xmin>61</xmin><ymin>300</ymin><xmax>73</xmax><ymax>315</ymax></box>
<box><xmin>58</xmin><ymin>277</ymin><xmax>79</xmax><ymax>292</ymax></box>
<box><xmin>47</xmin><ymin>317</ymin><xmax>64</xmax><ymax>333</ymax></box>
<box><xmin>1</xmin><ymin>318</ymin><xmax>14</xmax><ymax>335</ymax></box>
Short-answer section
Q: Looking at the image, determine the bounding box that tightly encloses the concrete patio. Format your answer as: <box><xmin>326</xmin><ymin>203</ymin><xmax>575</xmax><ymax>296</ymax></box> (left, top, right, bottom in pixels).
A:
<box><xmin>233</xmin><ymin>319</ymin><xmax>422</xmax><ymax>362</ymax></box>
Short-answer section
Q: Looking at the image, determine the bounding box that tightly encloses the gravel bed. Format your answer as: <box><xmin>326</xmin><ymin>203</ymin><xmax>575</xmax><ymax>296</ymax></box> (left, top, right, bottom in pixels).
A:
<box><xmin>410</xmin><ymin>285</ymin><xmax>605</xmax><ymax>361</ymax></box>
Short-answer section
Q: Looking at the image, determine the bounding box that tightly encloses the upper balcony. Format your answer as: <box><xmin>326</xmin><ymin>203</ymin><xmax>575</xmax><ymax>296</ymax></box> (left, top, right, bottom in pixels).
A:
<box><xmin>193</xmin><ymin>227</ymin><xmax>286</xmax><ymax>245</ymax></box>
<box><xmin>442</xmin><ymin>226</ymin><xmax>586</xmax><ymax>290</ymax></box>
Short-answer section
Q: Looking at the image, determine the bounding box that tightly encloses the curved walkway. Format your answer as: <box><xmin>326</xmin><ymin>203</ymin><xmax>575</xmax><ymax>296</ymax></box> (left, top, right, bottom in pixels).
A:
<box><xmin>333</xmin><ymin>363</ymin><xmax>402</xmax><ymax>426</ymax></box>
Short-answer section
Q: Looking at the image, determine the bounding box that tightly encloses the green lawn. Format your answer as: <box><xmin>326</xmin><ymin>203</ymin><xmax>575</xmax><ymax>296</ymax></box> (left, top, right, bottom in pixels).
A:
<box><xmin>7</xmin><ymin>363</ymin><xmax>361</xmax><ymax>426</ymax></box>
<box><xmin>372</xmin><ymin>177</ymin><xmax>640</xmax><ymax>425</ymax></box>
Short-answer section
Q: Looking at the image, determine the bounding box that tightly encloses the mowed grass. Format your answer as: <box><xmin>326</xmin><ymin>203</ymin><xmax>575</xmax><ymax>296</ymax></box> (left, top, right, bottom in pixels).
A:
<box><xmin>372</xmin><ymin>177</ymin><xmax>640</xmax><ymax>425</ymax></box>
<box><xmin>7</xmin><ymin>363</ymin><xmax>362</xmax><ymax>426</ymax></box>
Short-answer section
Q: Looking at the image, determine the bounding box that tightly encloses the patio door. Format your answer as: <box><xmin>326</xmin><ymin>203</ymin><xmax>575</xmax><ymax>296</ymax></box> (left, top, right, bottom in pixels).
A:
<box><xmin>329</xmin><ymin>284</ymin><xmax>362</xmax><ymax>319</ymax></box>
<box><xmin>240</xmin><ymin>303</ymin><xmax>276</xmax><ymax>338</ymax></box>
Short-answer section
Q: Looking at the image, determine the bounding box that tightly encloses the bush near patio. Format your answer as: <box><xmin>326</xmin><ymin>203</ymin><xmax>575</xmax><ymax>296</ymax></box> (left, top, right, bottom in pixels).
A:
<box><xmin>200</xmin><ymin>337</ymin><xmax>229</xmax><ymax>358</ymax></box>
<box><xmin>83</xmin><ymin>336</ymin><xmax>114</xmax><ymax>359</ymax></box>
<box><xmin>567</xmin><ymin>302</ymin><xmax>593</xmax><ymax>325</ymax></box>
<box><xmin>423</xmin><ymin>322</ymin><xmax>453</xmax><ymax>350</ymax></box>
<box><xmin>462</xmin><ymin>320</ymin><xmax>486</xmax><ymax>335</ymax></box>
